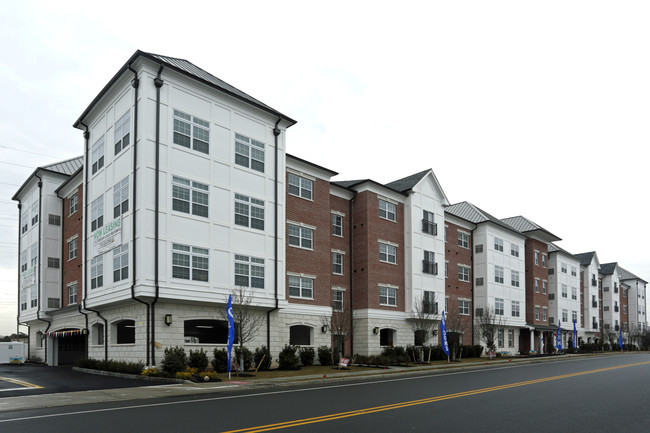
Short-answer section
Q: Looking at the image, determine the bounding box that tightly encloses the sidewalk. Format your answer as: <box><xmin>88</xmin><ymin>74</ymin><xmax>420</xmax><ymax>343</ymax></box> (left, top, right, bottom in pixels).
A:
<box><xmin>0</xmin><ymin>354</ymin><xmax>594</xmax><ymax>413</ymax></box>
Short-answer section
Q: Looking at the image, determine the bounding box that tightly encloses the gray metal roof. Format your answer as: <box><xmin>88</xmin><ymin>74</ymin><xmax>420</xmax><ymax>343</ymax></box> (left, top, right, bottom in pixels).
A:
<box><xmin>445</xmin><ymin>201</ymin><xmax>524</xmax><ymax>235</ymax></box>
<box><xmin>618</xmin><ymin>266</ymin><xmax>648</xmax><ymax>283</ymax></box>
<box><xmin>599</xmin><ymin>262</ymin><xmax>617</xmax><ymax>275</ymax></box>
<box><xmin>42</xmin><ymin>156</ymin><xmax>83</xmax><ymax>175</ymax></box>
<box><xmin>574</xmin><ymin>252</ymin><xmax>596</xmax><ymax>266</ymax></box>
<box><xmin>385</xmin><ymin>169</ymin><xmax>430</xmax><ymax>193</ymax></box>
<box><xmin>501</xmin><ymin>215</ymin><xmax>561</xmax><ymax>242</ymax></box>
<box><xmin>548</xmin><ymin>242</ymin><xmax>575</xmax><ymax>258</ymax></box>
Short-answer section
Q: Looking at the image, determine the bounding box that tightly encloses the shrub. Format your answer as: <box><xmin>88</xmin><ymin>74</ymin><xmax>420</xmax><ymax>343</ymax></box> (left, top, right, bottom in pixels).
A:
<box><xmin>141</xmin><ymin>367</ymin><xmax>159</xmax><ymax>376</ymax></box>
<box><xmin>317</xmin><ymin>346</ymin><xmax>333</xmax><ymax>366</ymax></box>
<box><xmin>188</xmin><ymin>348</ymin><xmax>209</xmax><ymax>371</ymax></box>
<box><xmin>354</xmin><ymin>354</ymin><xmax>369</xmax><ymax>365</ymax></box>
<box><xmin>201</xmin><ymin>371</ymin><xmax>220</xmax><ymax>381</ymax></box>
<box><xmin>212</xmin><ymin>348</ymin><xmax>229</xmax><ymax>373</ymax></box>
<box><xmin>299</xmin><ymin>347</ymin><xmax>315</xmax><ymax>366</ymax></box>
<box><xmin>162</xmin><ymin>346</ymin><xmax>187</xmax><ymax>376</ymax></box>
<box><xmin>278</xmin><ymin>345</ymin><xmax>300</xmax><ymax>370</ymax></box>
<box><xmin>253</xmin><ymin>346</ymin><xmax>272</xmax><ymax>371</ymax></box>
<box><xmin>75</xmin><ymin>358</ymin><xmax>145</xmax><ymax>375</ymax></box>
<box><xmin>234</xmin><ymin>346</ymin><xmax>254</xmax><ymax>371</ymax></box>
<box><xmin>175</xmin><ymin>371</ymin><xmax>193</xmax><ymax>380</ymax></box>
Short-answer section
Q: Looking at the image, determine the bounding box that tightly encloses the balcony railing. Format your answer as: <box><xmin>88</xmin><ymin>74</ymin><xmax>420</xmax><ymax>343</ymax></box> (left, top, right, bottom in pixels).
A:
<box><xmin>592</xmin><ymin>322</ymin><xmax>598</xmax><ymax>329</ymax></box>
<box><xmin>422</xmin><ymin>260</ymin><xmax>438</xmax><ymax>275</ymax></box>
<box><xmin>421</xmin><ymin>220</ymin><xmax>437</xmax><ymax>236</ymax></box>
<box><xmin>592</xmin><ymin>301</ymin><xmax>598</xmax><ymax>308</ymax></box>
<box><xmin>614</xmin><ymin>306</ymin><xmax>619</xmax><ymax>312</ymax></box>
<box><xmin>423</xmin><ymin>301</ymin><xmax>438</xmax><ymax>315</ymax></box>
<box><xmin>591</xmin><ymin>278</ymin><xmax>597</xmax><ymax>287</ymax></box>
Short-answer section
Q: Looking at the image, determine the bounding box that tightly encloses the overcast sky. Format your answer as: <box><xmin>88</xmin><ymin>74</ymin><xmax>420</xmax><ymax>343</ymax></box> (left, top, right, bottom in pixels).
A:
<box><xmin>1</xmin><ymin>1</ymin><xmax>648</xmax><ymax>336</ymax></box>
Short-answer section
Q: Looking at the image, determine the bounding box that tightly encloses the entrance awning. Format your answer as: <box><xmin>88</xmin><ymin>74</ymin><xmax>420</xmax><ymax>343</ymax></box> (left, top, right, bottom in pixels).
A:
<box><xmin>528</xmin><ymin>324</ymin><xmax>559</xmax><ymax>332</ymax></box>
<box><xmin>45</xmin><ymin>329</ymin><xmax>87</xmax><ymax>338</ymax></box>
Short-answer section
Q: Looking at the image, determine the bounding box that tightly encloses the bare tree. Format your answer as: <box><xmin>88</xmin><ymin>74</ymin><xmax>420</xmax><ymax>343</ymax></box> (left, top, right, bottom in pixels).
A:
<box><xmin>223</xmin><ymin>286</ymin><xmax>265</xmax><ymax>371</ymax></box>
<box><xmin>627</xmin><ymin>323</ymin><xmax>644</xmax><ymax>349</ymax></box>
<box><xmin>321</xmin><ymin>304</ymin><xmax>358</xmax><ymax>365</ymax></box>
<box><xmin>475</xmin><ymin>305</ymin><xmax>505</xmax><ymax>359</ymax></box>
<box><xmin>445</xmin><ymin>307</ymin><xmax>471</xmax><ymax>360</ymax></box>
<box><xmin>406</xmin><ymin>294</ymin><xmax>440</xmax><ymax>362</ymax></box>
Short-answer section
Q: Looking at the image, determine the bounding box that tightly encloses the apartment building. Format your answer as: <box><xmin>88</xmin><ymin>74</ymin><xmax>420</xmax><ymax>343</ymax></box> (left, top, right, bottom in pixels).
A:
<box><xmin>619</xmin><ymin>267</ymin><xmax>648</xmax><ymax>335</ymax></box>
<box><xmin>575</xmin><ymin>252</ymin><xmax>602</xmax><ymax>342</ymax></box>
<box><xmin>547</xmin><ymin>244</ymin><xmax>582</xmax><ymax>348</ymax></box>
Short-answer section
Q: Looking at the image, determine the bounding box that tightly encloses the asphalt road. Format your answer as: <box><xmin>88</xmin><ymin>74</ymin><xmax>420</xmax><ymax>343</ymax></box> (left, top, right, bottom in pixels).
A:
<box><xmin>1</xmin><ymin>354</ymin><xmax>649</xmax><ymax>432</ymax></box>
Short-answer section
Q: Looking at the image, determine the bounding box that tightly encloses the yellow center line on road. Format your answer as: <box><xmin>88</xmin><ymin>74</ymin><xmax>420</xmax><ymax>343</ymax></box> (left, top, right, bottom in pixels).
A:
<box><xmin>0</xmin><ymin>377</ymin><xmax>43</xmax><ymax>389</ymax></box>
<box><xmin>222</xmin><ymin>360</ymin><xmax>650</xmax><ymax>433</ymax></box>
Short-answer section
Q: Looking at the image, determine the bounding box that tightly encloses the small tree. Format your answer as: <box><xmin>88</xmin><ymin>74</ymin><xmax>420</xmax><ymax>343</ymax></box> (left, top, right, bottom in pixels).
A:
<box><xmin>223</xmin><ymin>286</ymin><xmax>265</xmax><ymax>372</ymax></box>
<box><xmin>406</xmin><ymin>294</ymin><xmax>439</xmax><ymax>362</ymax></box>
<box><xmin>475</xmin><ymin>305</ymin><xmax>504</xmax><ymax>359</ymax></box>
<box><xmin>320</xmin><ymin>301</ymin><xmax>358</xmax><ymax>365</ymax></box>
<box><xmin>445</xmin><ymin>306</ymin><xmax>470</xmax><ymax>361</ymax></box>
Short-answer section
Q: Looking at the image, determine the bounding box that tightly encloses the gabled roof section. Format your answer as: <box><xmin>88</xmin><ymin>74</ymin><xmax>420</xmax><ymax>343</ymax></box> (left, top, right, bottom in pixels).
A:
<box><xmin>445</xmin><ymin>201</ymin><xmax>524</xmax><ymax>236</ymax></box>
<box><xmin>619</xmin><ymin>266</ymin><xmax>648</xmax><ymax>284</ymax></box>
<box><xmin>548</xmin><ymin>243</ymin><xmax>575</xmax><ymax>258</ymax></box>
<box><xmin>287</xmin><ymin>154</ymin><xmax>338</xmax><ymax>177</ymax></box>
<box><xmin>12</xmin><ymin>156</ymin><xmax>84</xmax><ymax>200</ymax></box>
<box><xmin>74</xmin><ymin>50</ymin><xmax>296</xmax><ymax>128</ymax></box>
<box><xmin>331</xmin><ymin>178</ymin><xmax>408</xmax><ymax>197</ymax></box>
<box><xmin>385</xmin><ymin>169</ymin><xmax>450</xmax><ymax>206</ymax></box>
<box><xmin>501</xmin><ymin>215</ymin><xmax>561</xmax><ymax>242</ymax></box>
<box><xmin>575</xmin><ymin>251</ymin><xmax>598</xmax><ymax>267</ymax></box>
<box><xmin>599</xmin><ymin>262</ymin><xmax>617</xmax><ymax>276</ymax></box>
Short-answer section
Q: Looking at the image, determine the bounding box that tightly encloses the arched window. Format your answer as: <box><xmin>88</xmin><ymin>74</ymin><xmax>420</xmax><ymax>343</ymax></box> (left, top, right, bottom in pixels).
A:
<box><xmin>91</xmin><ymin>323</ymin><xmax>105</xmax><ymax>345</ymax></box>
<box><xmin>380</xmin><ymin>328</ymin><xmax>395</xmax><ymax>347</ymax></box>
<box><xmin>184</xmin><ymin>319</ymin><xmax>231</xmax><ymax>344</ymax></box>
<box><xmin>35</xmin><ymin>331</ymin><xmax>43</xmax><ymax>348</ymax></box>
<box><xmin>289</xmin><ymin>325</ymin><xmax>312</xmax><ymax>346</ymax></box>
<box><xmin>112</xmin><ymin>320</ymin><xmax>135</xmax><ymax>344</ymax></box>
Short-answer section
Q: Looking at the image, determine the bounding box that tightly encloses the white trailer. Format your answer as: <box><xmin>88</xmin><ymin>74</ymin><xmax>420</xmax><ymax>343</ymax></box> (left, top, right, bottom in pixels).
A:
<box><xmin>0</xmin><ymin>342</ymin><xmax>26</xmax><ymax>363</ymax></box>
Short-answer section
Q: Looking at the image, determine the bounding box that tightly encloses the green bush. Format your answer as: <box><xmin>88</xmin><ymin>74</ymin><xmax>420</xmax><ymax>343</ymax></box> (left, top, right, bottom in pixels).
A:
<box><xmin>317</xmin><ymin>345</ymin><xmax>333</xmax><ymax>366</ymax></box>
<box><xmin>188</xmin><ymin>348</ymin><xmax>209</xmax><ymax>371</ymax></box>
<box><xmin>162</xmin><ymin>346</ymin><xmax>187</xmax><ymax>376</ymax></box>
<box><xmin>278</xmin><ymin>345</ymin><xmax>300</xmax><ymax>370</ymax></box>
<box><xmin>234</xmin><ymin>346</ymin><xmax>254</xmax><ymax>371</ymax></box>
<box><xmin>299</xmin><ymin>347</ymin><xmax>315</xmax><ymax>366</ymax></box>
<box><xmin>253</xmin><ymin>346</ymin><xmax>272</xmax><ymax>371</ymax></box>
<box><xmin>74</xmin><ymin>358</ymin><xmax>144</xmax><ymax>375</ymax></box>
<box><xmin>354</xmin><ymin>354</ymin><xmax>369</xmax><ymax>365</ymax></box>
<box><xmin>212</xmin><ymin>348</ymin><xmax>229</xmax><ymax>373</ymax></box>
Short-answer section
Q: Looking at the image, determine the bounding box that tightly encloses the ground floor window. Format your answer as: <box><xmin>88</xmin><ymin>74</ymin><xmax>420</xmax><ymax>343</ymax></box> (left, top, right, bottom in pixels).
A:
<box><xmin>289</xmin><ymin>325</ymin><xmax>312</xmax><ymax>346</ymax></box>
<box><xmin>380</xmin><ymin>328</ymin><xmax>395</xmax><ymax>346</ymax></box>
<box><xmin>113</xmin><ymin>320</ymin><xmax>135</xmax><ymax>344</ymax></box>
<box><xmin>184</xmin><ymin>319</ymin><xmax>231</xmax><ymax>344</ymax></box>
<box><xmin>92</xmin><ymin>323</ymin><xmax>104</xmax><ymax>345</ymax></box>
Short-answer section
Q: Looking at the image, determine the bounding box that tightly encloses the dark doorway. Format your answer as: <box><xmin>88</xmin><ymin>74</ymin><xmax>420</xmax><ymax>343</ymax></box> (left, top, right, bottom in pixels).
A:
<box><xmin>57</xmin><ymin>331</ymin><xmax>86</xmax><ymax>365</ymax></box>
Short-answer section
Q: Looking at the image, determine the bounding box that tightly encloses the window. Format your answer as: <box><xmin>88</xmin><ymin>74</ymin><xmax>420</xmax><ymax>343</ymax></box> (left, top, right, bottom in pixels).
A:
<box><xmin>288</xmin><ymin>224</ymin><xmax>314</xmax><ymax>249</ymax></box>
<box><xmin>91</xmin><ymin>136</ymin><xmax>105</xmax><ymax>174</ymax></box>
<box><xmin>494</xmin><ymin>237</ymin><xmax>503</xmax><ymax>252</ymax></box>
<box><xmin>380</xmin><ymin>286</ymin><xmax>397</xmax><ymax>306</ymax></box>
<box><xmin>20</xmin><ymin>250</ymin><xmax>27</xmax><ymax>272</ymax></box>
<box><xmin>92</xmin><ymin>323</ymin><xmax>104</xmax><ymax>345</ymax></box>
<box><xmin>458</xmin><ymin>231</ymin><xmax>469</xmax><ymax>248</ymax></box>
<box><xmin>234</xmin><ymin>194</ymin><xmax>264</xmax><ymax>230</ymax></box>
<box><xmin>113</xmin><ymin>177</ymin><xmax>129</xmax><ymax>217</ymax></box>
<box><xmin>508</xmin><ymin>330</ymin><xmax>514</xmax><ymax>347</ymax></box>
<box><xmin>511</xmin><ymin>244</ymin><xmax>519</xmax><ymax>257</ymax></box>
<box><xmin>497</xmin><ymin>329</ymin><xmax>504</xmax><ymax>347</ymax></box>
<box><xmin>31</xmin><ymin>201</ymin><xmax>38</xmax><ymax>226</ymax></box>
<box><xmin>234</xmin><ymin>254</ymin><xmax>265</xmax><ymax>288</ymax></box>
<box><xmin>423</xmin><ymin>291</ymin><xmax>436</xmax><ymax>314</ymax></box>
<box><xmin>289</xmin><ymin>275</ymin><xmax>313</xmax><ymax>299</ymax></box>
<box><xmin>172</xmin><ymin>176</ymin><xmax>209</xmax><ymax>217</ymax></box>
<box><xmin>30</xmin><ymin>286</ymin><xmax>37</xmax><ymax>308</ymax></box>
<box><xmin>288</xmin><ymin>173</ymin><xmax>313</xmax><ymax>200</ymax></box>
<box><xmin>562</xmin><ymin>309</ymin><xmax>568</xmax><ymax>323</ymax></box>
<box><xmin>68</xmin><ymin>283</ymin><xmax>78</xmax><ymax>305</ymax></box>
<box><xmin>561</xmin><ymin>262</ymin><xmax>568</xmax><ymax>273</ymax></box>
<box><xmin>21</xmin><ymin>212</ymin><xmax>28</xmax><ymax>234</ymax></box>
<box><xmin>20</xmin><ymin>289</ymin><xmax>27</xmax><ymax>311</ymax></box>
<box><xmin>542</xmin><ymin>307</ymin><xmax>547</xmax><ymax>321</ymax></box>
<box><xmin>67</xmin><ymin>238</ymin><xmax>77</xmax><ymax>261</ymax></box>
<box><xmin>475</xmin><ymin>244</ymin><xmax>484</xmax><ymax>253</ymax></box>
<box><xmin>534</xmin><ymin>251</ymin><xmax>539</xmax><ymax>265</ymax></box>
<box><xmin>572</xmin><ymin>310</ymin><xmax>578</xmax><ymax>323</ymax></box>
<box><xmin>47</xmin><ymin>257</ymin><xmax>60</xmax><ymax>269</ymax></box>
<box><xmin>114</xmin><ymin>320</ymin><xmax>135</xmax><ymax>344</ymax></box>
<box><xmin>332</xmin><ymin>252</ymin><xmax>343</xmax><ymax>275</ymax></box>
<box><xmin>535</xmin><ymin>306</ymin><xmax>540</xmax><ymax>320</ymax></box>
<box><xmin>30</xmin><ymin>243</ymin><xmax>38</xmax><ymax>267</ymax></box>
<box><xmin>380</xmin><ymin>328</ymin><xmax>395</xmax><ymax>346</ymax></box>
<box><xmin>562</xmin><ymin>284</ymin><xmax>568</xmax><ymax>298</ymax></box>
<box><xmin>542</xmin><ymin>280</ymin><xmax>547</xmax><ymax>294</ymax></box>
<box><xmin>234</xmin><ymin>133</ymin><xmax>264</xmax><ymax>172</ymax></box>
<box><xmin>379</xmin><ymin>242</ymin><xmax>397</xmax><ymax>264</ymax></box>
<box><xmin>475</xmin><ymin>277</ymin><xmax>484</xmax><ymax>286</ymax></box>
<box><xmin>422</xmin><ymin>250</ymin><xmax>436</xmax><ymax>274</ymax></box>
<box><xmin>91</xmin><ymin>195</ymin><xmax>104</xmax><ymax>232</ymax></box>
<box><xmin>512</xmin><ymin>300</ymin><xmax>520</xmax><ymax>317</ymax></box>
<box><xmin>114</xmin><ymin>110</ymin><xmax>131</xmax><ymax>155</ymax></box>
<box><xmin>571</xmin><ymin>266</ymin><xmax>577</xmax><ymax>277</ymax></box>
<box><xmin>172</xmin><ymin>243</ymin><xmax>209</xmax><ymax>281</ymax></box>
<box><xmin>333</xmin><ymin>290</ymin><xmax>344</xmax><ymax>312</ymax></box>
<box><xmin>332</xmin><ymin>214</ymin><xmax>343</xmax><ymax>237</ymax></box>
<box><xmin>571</xmin><ymin>287</ymin><xmax>577</xmax><ymax>300</ymax></box>
<box><xmin>542</xmin><ymin>254</ymin><xmax>547</xmax><ymax>267</ymax></box>
<box><xmin>511</xmin><ymin>270</ymin><xmax>520</xmax><ymax>287</ymax></box>
<box><xmin>495</xmin><ymin>298</ymin><xmax>504</xmax><ymax>315</ymax></box>
<box><xmin>184</xmin><ymin>319</ymin><xmax>231</xmax><ymax>344</ymax></box>
<box><xmin>379</xmin><ymin>200</ymin><xmax>397</xmax><ymax>222</ymax></box>
<box><xmin>173</xmin><ymin>109</ymin><xmax>209</xmax><ymax>154</ymax></box>
<box><xmin>459</xmin><ymin>299</ymin><xmax>470</xmax><ymax>315</ymax></box>
<box><xmin>113</xmin><ymin>244</ymin><xmax>129</xmax><ymax>282</ymax></box>
<box><xmin>69</xmin><ymin>192</ymin><xmax>78</xmax><ymax>216</ymax></box>
<box><xmin>458</xmin><ymin>265</ymin><xmax>470</xmax><ymax>282</ymax></box>
<box><xmin>48</xmin><ymin>214</ymin><xmax>61</xmax><ymax>226</ymax></box>
<box><xmin>495</xmin><ymin>265</ymin><xmax>504</xmax><ymax>284</ymax></box>
<box><xmin>422</xmin><ymin>210</ymin><xmax>436</xmax><ymax>235</ymax></box>
<box><xmin>289</xmin><ymin>325</ymin><xmax>311</xmax><ymax>346</ymax></box>
<box><xmin>90</xmin><ymin>255</ymin><xmax>103</xmax><ymax>289</ymax></box>
<box><xmin>535</xmin><ymin>279</ymin><xmax>540</xmax><ymax>293</ymax></box>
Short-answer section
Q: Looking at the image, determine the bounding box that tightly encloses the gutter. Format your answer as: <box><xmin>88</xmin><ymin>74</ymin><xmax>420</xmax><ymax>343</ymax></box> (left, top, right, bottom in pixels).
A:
<box><xmin>128</xmin><ymin>64</ymin><xmax>151</xmax><ymax>366</ymax></box>
<box><xmin>266</xmin><ymin>119</ymin><xmax>282</xmax><ymax>351</ymax></box>
<box><xmin>33</xmin><ymin>173</ymin><xmax>52</xmax><ymax>363</ymax></box>
<box><xmin>80</xmin><ymin>122</ymin><xmax>108</xmax><ymax>361</ymax></box>
<box><xmin>348</xmin><ymin>190</ymin><xmax>357</xmax><ymax>356</ymax></box>
<box><xmin>16</xmin><ymin>201</ymin><xmax>30</xmax><ymax>361</ymax></box>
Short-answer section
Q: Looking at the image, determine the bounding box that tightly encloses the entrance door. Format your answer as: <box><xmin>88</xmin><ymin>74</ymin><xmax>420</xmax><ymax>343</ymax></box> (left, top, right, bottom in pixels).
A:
<box><xmin>57</xmin><ymin>333</ymin><xmax>86</xmax><ymax>365</ymax></box>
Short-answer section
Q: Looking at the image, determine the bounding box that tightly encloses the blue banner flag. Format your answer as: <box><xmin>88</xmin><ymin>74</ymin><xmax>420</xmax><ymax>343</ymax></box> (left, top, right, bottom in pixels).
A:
<box><xmin>572</xmin><ymin>320</ymin><xmax>577</xmax><ymax>349</ymax></box>
<box><xmin>227</xmin><ymin>294</ymin><xmax>234</xmax><ymax>373</ymax></box>
<box><xmin>555</xmin><ymin>320</ymin><xmax>562</xmax><ymax>351</ymax></box>
<box><xmin>441</xmin><ymin>311</ymin><xmax>450</xmax><ymax>356</ymax></box>
<box><xmin>618</xmin><ymin>327</ymin><xmax>623</xmax><ymax>350</ymax></box>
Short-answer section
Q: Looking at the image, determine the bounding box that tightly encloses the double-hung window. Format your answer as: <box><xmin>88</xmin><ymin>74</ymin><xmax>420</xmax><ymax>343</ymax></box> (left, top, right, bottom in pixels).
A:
<box><xmin>571</xmin><ymin>286</ymin><xmax>577</xmax><ymax>300</ymax></box>
<box><xmin>494</xmin><ymin>237</ymin><xmax>504</xmax><ymax>252</ymax></box>
<box><xmin>235</xmin><ymin>133</ymin><xmax>264</xmax><ymax>172</ymax></box>
<box><xmin>379</xmin><ymin>286</ymin><xmax>397</xmax><ymax>306</ymax></box>
<box><xmin>91</xmin><ymin>195</ymin><xmax>104</xmax><ymax>232</ymax></box>
<box><xmin>511</xmin><ymin>270</ymin><xmax>520</xmax><ymax>287</ymax></box>
<box><xmin>332</xmin><ymin>252</ymin><xmax>343</xmax><ymax>275</ymax></box>
<box><xmin>91</xmin><ymin>136</ymin><xmax>105</xmax><ymax>174</ymax></box>
<box><xmin>234</xmin><ymin>194</ymin><xmax>264</xmax><ymax>230</ymax></box>
<box><xmin>21</xmin><ymin>250</ymin><xmax>28</xmax><ymax>272</ymax></box>
<box><xmin>379</xmin><ymin>199</ymin><xmax>396</xmax><ymax>221</ymax></box>
<box><xmin>172</xmin><ymin>243</ymin><xmax>209</xmax><ymax>282</ymax></box>
<box><xmin>113</xmin><ymin>177</ymin><xmax>129</xmax><ymax>217</ymax></box>
<box><xmin>495</xmin><ymin>298</ymin><xmax>504</xmax><ymax>315</ymax></box>
<box><xmin>288</xmin><ymin>173</ymin><xmax>313</xmax><ymax>199</ymax></box>
<box><xmin>30</xmin><ymin>243</ymin><xmax>38</xmax><ymax>267</ymax></box>
<box><xmin>458</xmin><ymin>231</ymin><xmax>469</xmax><ymax>248</ymax></box>
<box><xmin>511</xmin><ymin>244</ymin><xmax>519</xmax><ymax>257</ymax></box>
<box><xmin>422</xmin><ymin>210</ymin><xmax>436</xmax><ymax>235</ymax></box>
<box><xmin>173</xmin><ymin>109</ymin><xmax>210</xmax><ymax>154</ymax></box>
<box><xmin>113</xmin><ymin>244</ymin><xmax>129</xmax><ymax>282</ymax></box>
<box><xmin>69</xmin><ymin>192</ymin><xmax>78</xmax><ymax>216</ymax></box>
<box><xmin>512</xmin><ymin>300</ymin><xmax>520</xmax><ymax>317</ymax></box>
<box><xmin>90</xmin><ymin>255</ymin><xmax>103</xmax><ymax>289</ymax></box>
<box><xmin>333</xmin><ymin>290</ymin><xmax>344</xmax><ymax>312</ymax></box>
<box><xmin>379</xmin><ymin>242</ymin><xmax>397</xmax><ymax>264</ymax></box>
<box><xmin>422</xmin><ymin>250</ymin><xmax>437</xmax><ymax>275</ymax></box>
<box><xmin>562</xmin><ymin>284</ymin><xmax>568</xmax><ymax>298</ymax></box>
<box><xmin>31</xmin><ymin>201</ymin><xmax>38</xmax><ymax>226</ymax></box>
<box><xmin>68</xmin><ymin>238</ymin><xmax>77</xmax><ymax>261</ymax></box>
<box><xmin>423</xmin><ymin>291</ymin><xmax>436</xmax><ymax>314</ymax></box>
<box><xmin>234</xmin><ymin>254</ymin><xmax>265</xmax><ymax>288</ymax></box>
<box><xmin>494</xmin><ymin>265</ymin><xmax>504</xmax><ymax>284</ymax></box>
<box><xmin>289</xmin><ymin>275</ymin><xmax>313</xmax><ymax>299</ymax></box>
<box><xmin>68</xmin><ymin>283</ymin><xmax>77</xmax><ymax>305</ymax></box>
<box><xmin>458</xmin><ymin>265</ymin><xmax>470</xmax><ymax>282</ymax></box>
<box><xmin>114</xmin><ymin>110</ymin><xmax>131</xmax><ymax>155</ymax></box>
<box><xmin>172</xmin><ymin>176</ymin><xmax>209</xmax><ymax>217</ymax></box>
<box><xmin>288</xmin><ymin>224</ymin><xmax>313</xmax><ymax>249</ymax></box>
<box><xmin>459</xmin><ymin>299</ymin><xmax>470</xmax><ymax>315</ymax></box>
<box><xmin>332</xmin><ymin>213</ymin><xmax>343</xmax><ymax>237</ymax></box>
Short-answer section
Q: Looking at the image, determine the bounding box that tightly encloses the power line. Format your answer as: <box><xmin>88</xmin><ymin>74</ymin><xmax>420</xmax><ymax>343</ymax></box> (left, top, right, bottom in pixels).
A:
<box><xmin>0</xmin><ymin>145</ymin><xmax>65</xmax><ymax>160</ymax></box>
<box><xmin>0</xmin><ymin>160</ymin><xmax>35</xmax><ymax>169</ymax></box>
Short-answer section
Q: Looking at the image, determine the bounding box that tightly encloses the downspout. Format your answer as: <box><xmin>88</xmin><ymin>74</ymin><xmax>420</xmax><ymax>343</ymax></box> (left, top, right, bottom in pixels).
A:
<box><xmin>80</xmin><ymin>123</ymin><xmax>108</xmax><ymax>361</ymax></box>
<box><xmin>128</xmin><ymin>64</ymin><xmax>150</xmax><ymax>366</ymax></box>
<box><xmin>16</xmin><ymin>202</ymin><xmax>30</xmax><ymax>361</ymax></box>
<box><xmin>34</xmin><ymin>173</ymin><xmax>52</xmax><ymax>363</ymax></box>
<box><xmin>151</xmin><ymin>65</ymin><xmax>164</xmax><ymax>365</ymax></box>
<box><xmin>470</xmin><ymin>226</ymin><xmax>476</xmax><ymax>345</ymax></box>
<box><xmin>266</xmin><ymin>119</ymin><xmax>282</xmax><ymax>351</ymax></box>
<box><xmin>348</xmin><ymin>191</ymin><xmax>357</xmax><ymax>355</ymax></box>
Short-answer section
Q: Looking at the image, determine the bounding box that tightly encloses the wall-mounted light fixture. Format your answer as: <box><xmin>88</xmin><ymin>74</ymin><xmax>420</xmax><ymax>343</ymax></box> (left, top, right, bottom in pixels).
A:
<box><xmin>164</xmin><ymin>314</ymin><xmax>172</xmax><ymax>326</ymax></box>
<box><xmin>373</xmin><ymin>327</ymin><xmax>379</xmax><ymax>334</ymax></box>
<box><xmin>321</xmin><ymin>325</ymin><xmax>328</xmax><ymax>333</ymax></box>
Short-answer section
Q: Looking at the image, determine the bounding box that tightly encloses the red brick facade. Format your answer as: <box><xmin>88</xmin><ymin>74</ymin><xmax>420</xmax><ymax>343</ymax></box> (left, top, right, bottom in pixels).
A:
<box><xmin>62</xmin><ymin>184</ymin><xmax>83</xmax><ymax>307</ymax></box>
<box><xmin>444</xmin><ymin>221</ymin><xmax>473</xmax><ymax>344</ymax></box>
<box><xmin>524</xmin><ymin>238</ymin><xmax>549</xmax><ymax>325</ymax></box>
